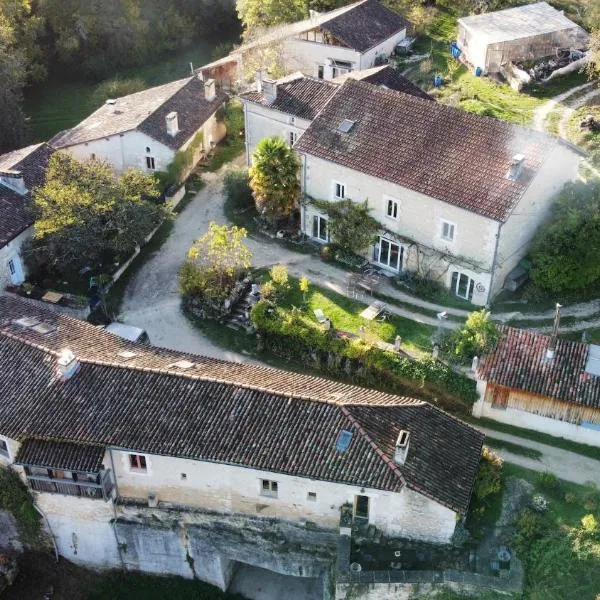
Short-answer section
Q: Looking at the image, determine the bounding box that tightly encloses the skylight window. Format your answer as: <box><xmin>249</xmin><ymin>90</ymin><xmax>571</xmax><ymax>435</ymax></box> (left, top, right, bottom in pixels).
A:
<box><xmin>336</xmin><ymin>430</ymin><xmax>353</xmax><ymax>452</ymax></box>
<box><xmin>118</xmin><ymin>350</ymin><xmax>138</xmax><ymax>360</ymax></box>
<box><xmin>337</xmin><ymin>119</ymin><xmax>355</xmax><ymax>133</ymax></box>
<box><xmin>170</xmin><ymin>360</ymin><xmax>195</xmax><ymax>370</ymax></box>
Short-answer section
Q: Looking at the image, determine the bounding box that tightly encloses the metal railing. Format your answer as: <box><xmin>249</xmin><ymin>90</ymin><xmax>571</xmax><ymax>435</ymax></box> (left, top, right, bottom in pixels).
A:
<box><xmin>27</xmin><ymin>469</ymin><xmax>113</xmax><ymax>501</ymax></box>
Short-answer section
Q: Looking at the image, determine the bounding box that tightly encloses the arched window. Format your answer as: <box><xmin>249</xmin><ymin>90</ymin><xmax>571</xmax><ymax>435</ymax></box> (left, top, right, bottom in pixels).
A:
<box><xmin>451</xmin><ymin>271</ymin><xmax>475</xmax><ymax>301</ymax></box>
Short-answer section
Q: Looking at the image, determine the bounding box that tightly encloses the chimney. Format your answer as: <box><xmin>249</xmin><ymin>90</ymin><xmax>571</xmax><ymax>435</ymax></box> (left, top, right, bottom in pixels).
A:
<box><xmin>546</xmin><ymin>303</ymin><xmax>562</xmax><ymax>361</ymax></box>
<box><xmin>105</xmin><ymin>99</ymin><xmax>117</xmax><ymax>115</ymax></box>
<box><xmin>262</xmin><ymin>78</ymin><xmax>277</xmax><ymax>104</ymax></box>
<box><xmin>165</xmin><ymin>111</ymin><xmax>179</xmax><ymax>137</ymax></box>
<box><xmin>255</xmin><ymin>69</ymin><xmax>268</xmax><ymax>93</ymax></box>
<box><xmin>394</xmin><ymin>430</ymin><xmax>410</xmax><ymax>465</ymax></box>
<box><xmin>506</xmin><ymin>154</ymin><xmax>525</xmax><ymax>180</ymax></box>
<box><xmin>57</xmin><ymin>349</ymin><xmax>80</xmax><ymax>380</ymax></box>
<box><xmin>0</xmin><ymin>170</ymin><xmax>27</xmax><ymax>195</ymax></box>
<box><xmin>204</xmin><ymin>78</ymin><xmax>216</xmax><ymax>102</ymax></box>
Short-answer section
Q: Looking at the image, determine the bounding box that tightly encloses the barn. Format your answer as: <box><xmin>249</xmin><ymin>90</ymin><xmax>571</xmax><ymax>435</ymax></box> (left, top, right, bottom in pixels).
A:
<box><xmin>456</xmin><ymin>2</ymin><xmax>589</xmax><ymax>74</ymax></box>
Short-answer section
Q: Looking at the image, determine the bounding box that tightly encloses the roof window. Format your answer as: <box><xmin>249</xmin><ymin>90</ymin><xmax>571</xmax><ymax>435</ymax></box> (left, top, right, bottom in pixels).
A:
<box><xmin>336</xmin><ymin>430</ymin><xmax>353</xmax><ymax>452</ymax></box>
<box><xmin>337</xmin><ymin>119</ymin><xmax>355</xmax><ymax>133</ymax></box>
<box><xmin>170</xmin><ymin>360</ymin><xmax>195</xmax><ymax>370</ymax></box>
<box><xmin>118</xmin><ymin>350</ymin><xmax>138</xmax><ymax>360</ymax></box>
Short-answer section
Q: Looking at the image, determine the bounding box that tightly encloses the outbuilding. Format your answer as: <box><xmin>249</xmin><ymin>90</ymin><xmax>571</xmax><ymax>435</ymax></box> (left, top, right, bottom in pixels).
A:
<box><xmin>457</xmin><ymin>2</ymin><xmax>588</xmax><ymax>73</ymax></box>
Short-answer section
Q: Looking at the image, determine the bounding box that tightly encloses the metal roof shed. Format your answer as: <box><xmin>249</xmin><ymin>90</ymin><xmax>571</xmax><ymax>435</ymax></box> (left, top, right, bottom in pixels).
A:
<box><xmin>457</xmin><ymin>2</ymin><xmax>589</xmax><ymax>73</ymax></box>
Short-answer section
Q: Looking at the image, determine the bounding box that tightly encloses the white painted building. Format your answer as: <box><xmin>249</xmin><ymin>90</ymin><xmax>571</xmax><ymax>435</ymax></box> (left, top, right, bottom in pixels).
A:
<box><xmin>0</xmin><ymin>143</ymin><xmax>54</xmax><ymax>290</ymax></box>
<box><xmin>199</xmin><ymin>0</ymin><xmax>408</xmax><ymax>87</ymax></box>
<box><xmin>50</xmin><ymin>76</ymin><xmax>227</xmax><ymax>177</ymax></box>
<box><xmin>0</xmin><ymin>295</ymin><xmax>484</xmax><ymax>579</ymax></box>
<box><xmin>474</xmin><ymin>325</ymin><xmax>600</xmax><ymax>447</ymax></box>
<box><xmin>294</xmin><ymin>79</ymin><xmax>582</xmax><ymax>305</ymax></box>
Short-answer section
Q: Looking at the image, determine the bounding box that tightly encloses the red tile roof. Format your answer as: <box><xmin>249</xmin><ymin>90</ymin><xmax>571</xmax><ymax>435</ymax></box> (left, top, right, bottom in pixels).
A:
<box><xmin>294</xmin><ymin>79</ymin><xmax>557</xmax><ymax>222</ymax></box>
<box><xmin>0</xmin><ymin>295</ymin><xmax>483</xmax><ymax>513</ymax></box>
<box><xmin>477</xmin><ymin>326</ymin><xmax>600</xmax><ymax>408</ymax></box>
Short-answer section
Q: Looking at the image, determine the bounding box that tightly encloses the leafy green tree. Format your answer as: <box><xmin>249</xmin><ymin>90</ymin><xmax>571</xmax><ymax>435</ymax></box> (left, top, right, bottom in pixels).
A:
<box><xmin>249</xmin><ymin>137</ymin><xmax>300</xmax><ymax>225</ymax></box>
<box><xmin>236</xmin><ymin>0</ymin><xmax>307</xmax><ymax>37</ymax></box>
<box><xmin>181</xmin><ymin>222</ymin><xmax>253</xmax><ymax>301</ymax></box>
<box><xmin>450</xmin><ymin>309</ymin><xmax>500</xmax><ymax>363</ymax></box>
<box><xmin>529</xmin><ymin>182</ymin><xmax>600</xmax><ymax>294</ymax></box>
<box><xmin>30</xmin><ymin>153</ymin><xmax>164</xmax><ymax>272</ymax></box>
<box><xmin>313</xmin><ymin>199</ymin><xmax>379</xmax><ymax>254</ymax></box>
<box><xmin>299</xmin><ymin>275</ymin><xmax>310</xmax><ymax>303</ymax></box>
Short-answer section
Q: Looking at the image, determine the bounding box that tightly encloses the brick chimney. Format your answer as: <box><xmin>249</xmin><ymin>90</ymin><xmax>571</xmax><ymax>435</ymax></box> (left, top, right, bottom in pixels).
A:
<box><xmin>204</xmin><ymin>79</ymin><xmax>216</xmax><ymax>102</ymax></box>
<box><xmin>166</xmin><ymin>111</ymin><xmax>179</xmax><ymax>137</ymax></box>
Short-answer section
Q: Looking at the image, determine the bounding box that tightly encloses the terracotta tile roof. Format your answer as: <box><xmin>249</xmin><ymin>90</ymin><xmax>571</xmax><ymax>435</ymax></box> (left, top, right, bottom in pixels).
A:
<box><xmin>15</xmin><ymin>439</ymin><xmax>105</xmax><ymax>473</ymax></box>
<box><xmin>0</xmin><ymin>143</ymin><xmax>54</xmax><ymax>247</ymax></box>
<box><xmin>477</xmin><ymin>326</ymin><xmax>600</xmax><ymax>408</ymax></box>
<box><xmin>0</xmin><ymin>295</ymin><xmax>483</xmax><ymax>513</ymax></box>
<box><xmin>240</xmin><ymin>67</ymin><xmax>431</xmax><ymax>121</ymax></box>
<box><xmin>294</xmin><ymin>79</ymin><xmax>557</xmax><ymax>222</ymax></box>
<box><xmin>321</xmin><ymin>0</ymin><xmax>407</xmax><ymax>52</ymax></box>
<box><xmin>51</xmin><ymin>78</ymin><xmax>226</xmax><ymax>151</ymax></box>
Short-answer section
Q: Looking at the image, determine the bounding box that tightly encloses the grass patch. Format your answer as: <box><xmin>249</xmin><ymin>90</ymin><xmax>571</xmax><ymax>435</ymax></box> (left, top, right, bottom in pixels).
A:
<box><xmin>471</xmin><ymin>417</ymin><xmax>600</xmax><ymax>462</ymax></box>
<box><xmin>563</xmin><ymin>327</ymin><xmax>600</xmax><ymax>343</ymax></box>
<box><xmin>0</xmin><ymin>466</ymin><xmax>41</xmax><ymax>544</ymax></box>
<box><xmin>484</xmin><ymin>436</ymin><xmax>543</xmax><ymax>460</ymax></box>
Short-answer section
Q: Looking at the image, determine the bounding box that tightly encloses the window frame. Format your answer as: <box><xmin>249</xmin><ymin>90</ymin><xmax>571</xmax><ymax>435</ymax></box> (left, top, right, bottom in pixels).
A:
<box><xmin>307</xmin><ymin>491</ymin><xmax>317</xmax><ymax>502</ymax></box>
<box><xmin>451</xmin><ymin>271</ymin><xmax>475</xmax><ymax>301</ymax></box>
<box><xmin>311</xmin><ymin>214</ymin><xmax>328</xmax><ymax>242</ymax></box>
<box><xmin>440</xmin><ymin>220</ymin><xmax>456</xmax><ymax>243</ymax></box>
<box><xmin>146</xmin><ymin>156</ymin><xmax>156</xmax><ymax>171</ymax></box>
<box><xmin>127</xmin><ymin>453</ymin><xmax>149</xmax><ymax>473</ymax></box>
<box><xmin>260</xmin><ymin>478</ymin><xmax>279</xmax><ymax>498</ymax></box>
<box><xmin>289</xmin><ymin>130</ymin><xmax>298</xmax><ymax>147</ymax></box>
<box><xmin>373</xmin><ymin>236</ymin><xmax>402</xmax><ymax>271</ymax></box>
<box><xmin>385</xmin><ymin>196</ymin><xmax>399</xmax><ymax>221</ymax></box>
<box><xmin>332</xmin><ymin>181</ymin><xmax>345</xmax><ymax>201</ymax></box>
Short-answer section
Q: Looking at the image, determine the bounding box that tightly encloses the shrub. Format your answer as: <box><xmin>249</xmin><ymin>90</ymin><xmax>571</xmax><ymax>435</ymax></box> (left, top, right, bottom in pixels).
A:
<box><xmin>450</xmin><ymin>310</ymin><xmax>500</xmax><ymax>363</ymax></box>
<box><xmin>224</xmin><ymin>168</ymin><xmax>253</xmax><ymax>213</ymax></box>
<box><xmin>0</xmin><ymin>466</ymin><xmax>41</xmax><ymax>543</ymax></box>
<box><xmin>92</xmin><ymin>77</ymin><xmax>146</xmax><ymax>105</ymax></box>
<box><xmin>474</xmin><ymin>446</ymin><xmax>504</xmax><ymax>503</ymax></box>
<box><xmin>531</xmin><ymin>494</ymin><xmax>549</xmax><ymax>513</ymax></box>
<box><xmin>514</xmin><ymin>507</ymin><xmax>548</xmax><ymax>550</ymax></box>
<box><xmin>536</xmin><ymin>471</ymin><xmax>561</xmax><ymax>494</ymax></box>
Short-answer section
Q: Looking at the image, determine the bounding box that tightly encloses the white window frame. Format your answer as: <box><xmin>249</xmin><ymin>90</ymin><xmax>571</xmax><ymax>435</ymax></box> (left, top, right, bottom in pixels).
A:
<box><xmin>450</xmin><ymin>271</ymin><xmax>475</xmax><ymax>301</ymax></box>
<box><xmin>0</xmin><ymin>437</ymin><xmax>10</xmax><ymax>459</ymax></box>
<box><xmin>260</xmin><ymin>479</ymin><xmax>278</xmax><ymax>498</ymax></box>
<box><xmin>333</xmin><ymin>181</ymin><xmax>345</xmax><ymax>200</ymax></box>
<box><xmin>385</xmin><ymin>196</ymin><xmax>399</xmax><ymax>221</ymax></box>
<box><xmin>127</xmin><ymin>453</ymin><xmax>150</xmax><ymax>474</ymax></box>
<box><xmin>374</xmin><ymin>236</ymin><xmax>402</xmax><ymax>271</ymax></box>
<box><xmin>311</xmin><ymin>214</ymin><xmax>329</xmax><ymax>242</ymax></box>
<box><xmin>307</xmin><ymin>491</ymin><xmax>317</xmax><ymax>502</ymax></box>
<box><xmin>440</xmin><ymin>220</ymin><xmax>456</xmax><ymax>243</ymax></box>
<box><xmin>146</xmin><ymin>156</ymin><xmax>156</xmax><ymax>170</ymax></box>
<box><xmin>289</xmin><ymin>130</ymin><xmax>298</xmax><ymax>146</ymax></box>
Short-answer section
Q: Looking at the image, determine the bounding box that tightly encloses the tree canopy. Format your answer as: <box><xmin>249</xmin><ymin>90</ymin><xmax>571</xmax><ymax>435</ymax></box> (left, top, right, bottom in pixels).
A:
<box><xmin>450</xmin><ymin>309</ymin><xmax>500</xmax><ymax>363</ymax></box>
<box><xmin>30</xmin><ymin>153</ymin><xmax>165</xmax><ymax>272</ymax></box>
<box><xmin>249</xmin><ymin>137</ymin><xmax>300</xmax><ymax>224</ymax></box>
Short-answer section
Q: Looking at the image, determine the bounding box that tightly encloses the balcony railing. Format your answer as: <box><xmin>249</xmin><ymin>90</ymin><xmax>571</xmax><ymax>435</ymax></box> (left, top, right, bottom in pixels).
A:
<box><xmin>27</xmin><ymin>469</ymin><xmax>114</xmax><ymax>501</ymax></box>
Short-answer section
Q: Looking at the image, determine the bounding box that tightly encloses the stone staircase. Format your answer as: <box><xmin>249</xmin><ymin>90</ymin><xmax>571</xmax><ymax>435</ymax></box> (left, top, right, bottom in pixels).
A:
<box><xmin>224</xmin><ymin>288</ymin><xmax>259</xmax><ymax>333</ymax></box>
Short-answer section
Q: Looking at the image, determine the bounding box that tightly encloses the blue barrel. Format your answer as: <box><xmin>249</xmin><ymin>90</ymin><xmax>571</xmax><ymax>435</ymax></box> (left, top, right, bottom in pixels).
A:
<box><xmin>475</xmin><ymin>66</ymin><xmax>482</xmax><ymax>77</ymax></box>
<box><xmin>433</xmin><ymin>74</ymin><xmax>443</xmax><ymax>88</ymax></box>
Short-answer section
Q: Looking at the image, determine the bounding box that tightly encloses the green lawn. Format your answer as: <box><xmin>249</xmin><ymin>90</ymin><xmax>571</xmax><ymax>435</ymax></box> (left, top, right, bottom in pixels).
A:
<box><xmin>484</xmin><ymin>436</ymin><xmax>543</xmax><ymax>460</ymax></box>
<box><xmin>24</xmin><ymin>41</ymin><xmax>235</xmax><ymax>142</ymax></box>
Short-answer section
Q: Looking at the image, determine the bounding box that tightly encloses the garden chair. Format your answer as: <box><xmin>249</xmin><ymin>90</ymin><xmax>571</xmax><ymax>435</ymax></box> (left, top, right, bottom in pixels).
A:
<box><xmin>313</xmin><ymin>308</ymin><xmax>327</xmax><ymax>324</ymax></box>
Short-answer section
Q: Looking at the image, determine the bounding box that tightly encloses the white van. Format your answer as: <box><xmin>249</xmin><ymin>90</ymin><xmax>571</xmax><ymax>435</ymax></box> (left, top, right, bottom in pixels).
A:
<box><xmin>104</xmin><ymin>322</ymin><xmax>150</xmax><ymax>345</ymax></box>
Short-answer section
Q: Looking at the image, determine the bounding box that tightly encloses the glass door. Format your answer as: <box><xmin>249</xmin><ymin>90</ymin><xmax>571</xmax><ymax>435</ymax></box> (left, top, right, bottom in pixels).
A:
<box><xmin>375</xmin><ymin>237</ymin><xmax>402</xmax><ymax>271</ymax></box>
<box><xmin>451</xmin><ymin>271</ymin><xmax>475</xmax><ymax>301</ymax></box>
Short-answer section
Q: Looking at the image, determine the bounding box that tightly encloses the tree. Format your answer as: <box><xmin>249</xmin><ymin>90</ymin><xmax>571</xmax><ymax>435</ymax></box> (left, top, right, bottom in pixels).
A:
<box><xmin>313</xmin><ymin>199</ymin><xmax>379</xmax><ymax>255</ymax></box>
<box><xmin>30</xmin><ymin>153</ymin><xmax>165</xmax><ymax>272</ymax></box>
<box><xmin>450</xmin><ymin>309</ymin><xmax>500</xmax><ymax>363</ymax></box>
<box><xmin>299</xmin><ymin>276</ymin><xmax>310</xmax><ymax>304</ymax></box>
<box><xmin>181</xmin><ymin>222</ymin><xmax>252</xmax><ymax>301</ymax></box>
<box><xmin>249</xmin><ymin>137</ymin><xmax>300</xmax><ymax>225</ymax></box>
<box><xmin>236</xmin><ymin>0</ymin><xmax>307</xmax><ymax>38</ymax></box>
<box><xmin>529</xmin><ymin>182</ymin><xmax>600</xmax><ymax>294</ymax></box>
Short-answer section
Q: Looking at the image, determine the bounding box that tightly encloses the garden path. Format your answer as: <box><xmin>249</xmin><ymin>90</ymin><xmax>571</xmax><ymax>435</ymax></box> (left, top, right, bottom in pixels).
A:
<box><xmin>557</xmin><ymin>85</ymin><xmax>600</xmax><ymax>139</ymax></box>
<box><xmin>532</xmin><ymin>80</ymin><xmax>595</xmax><ymax>132</ymax></box>
<box><xmin>477</xmin><ymin>427</ymin><xmax>600</xmax><ymax>487</ymax></box>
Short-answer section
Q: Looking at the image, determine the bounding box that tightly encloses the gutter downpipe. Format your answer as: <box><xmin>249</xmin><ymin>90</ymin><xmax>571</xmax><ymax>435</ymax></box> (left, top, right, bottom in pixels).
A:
<box><xmin>108</xmin><ymin>447</ymin><xmax>126</xmax><ymax>571</ymax></box>
<box><xmin>243</xmin><ymin>103</ymin><xmax>250</xmax><ymax>167</ymax></box>
<box><xmin>301</xmin><ymin>153</ymin><xmax>308</xmax><ymax>238</ymax></box>
<box><xmin>487</xmin><ymin>220</ymin><xmax>503</xmax><ymax>307</ymax></box>
<box><xmin>34</xmin><ymin>503</ymin><xmax>58</xmax><ymax>563</ymax></box>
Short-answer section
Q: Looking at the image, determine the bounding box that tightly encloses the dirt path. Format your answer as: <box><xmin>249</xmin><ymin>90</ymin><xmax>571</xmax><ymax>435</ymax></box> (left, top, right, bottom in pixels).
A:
<box><xmin>558</xmin><ymin>85</ymin><xmax>600</xmax><ymax>138</ymax></box>
<box><xmin>532</xmin><ymin>81</ymin><xmax>595</xmax><ymax>133</ymax></box>
<box><xmin>477</xmin><ymin>426</ymin><xmax>600</xmax><ymax>486</ymax></box>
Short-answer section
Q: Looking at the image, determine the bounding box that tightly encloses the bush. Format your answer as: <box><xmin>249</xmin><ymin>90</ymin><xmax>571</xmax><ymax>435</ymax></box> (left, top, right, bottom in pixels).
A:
<box><xmin>449</xmin><ymin>309</ymin><xmax>500</xmax><ymax>363</ymax></box>
<box><xmin>514</xmin><ymin>507</ymin><xmax>549</xmax><ymax>550</ymax></box>
<box><xmin>474</xmin><ymin>446</ymin><xmax>504</xmax><ymax>503</ymax></box>
<box><xmin>92</xmin><ymin>77</ymin><xmax>146</xmax><ymax>105</ymax></box>
<box><xmin>224</xmin><ymin>168</ymin><xmax>253</xmax><ymax>213</ymax></box>
<box><xmin>536</xmin><ymin>471</ymin><xmax>561</xmax><ymax>495</ymax></box>
<box><xmin>0</xmin><ymin>466</ymin><xmax>41</xmax><ymax>543</ymax></box>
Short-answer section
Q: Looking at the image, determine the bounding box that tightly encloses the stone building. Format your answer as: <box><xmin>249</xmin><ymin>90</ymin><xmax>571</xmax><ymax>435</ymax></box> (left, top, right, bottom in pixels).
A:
<box><xmin>293</xmin><ymin>79</ymin><xmax>582</xmax><ymax>305</ymax></box>
<box><xmin>474</xmin><ymin>325</ymin><xmax>600</xmax><ymax>446</ymax></box>
<box><xmin>0</xmin><ymin>295</ymin><xmax>483</xmax><ymax>591</ymax></box>
<box><xmin>0</xmin><ymin>143</ymin><xmax>54</xmax><ymax>291</ymax></box>
<box><xmin>50</xmin><ymin>76</ymin><xmax>227</xmax><ymax>176</ymax></box>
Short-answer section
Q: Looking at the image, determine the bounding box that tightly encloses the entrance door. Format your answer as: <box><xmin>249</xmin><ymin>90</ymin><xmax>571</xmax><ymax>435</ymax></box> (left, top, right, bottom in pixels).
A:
<box><xmin>354</xmin><ymin>495</ymin><xmax>369</xmax><ymax>520</ymax></box>
<box><xmin>451</xmin><ymin>271</ymin><xmax>474</xmax><ymax>301</ymax></box>
<box><xmin>375</xmin><ymin>237</ymin><xmax>402</xmax><ymax>271</ymax></box>
<box><xmin>7</xmin><ymin>256</ymin><xmax>24</xmax><ymax>285</ymax></box>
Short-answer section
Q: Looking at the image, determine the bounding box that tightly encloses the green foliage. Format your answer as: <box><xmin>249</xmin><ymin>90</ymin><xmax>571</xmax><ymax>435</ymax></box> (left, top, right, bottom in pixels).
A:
<box><xmin>299</xmin><ymin>276</ymin><xmax>310</xmax><ymax>302</ymax></box>
<box><xmin>474</xmin><ymin>446</ymin><xmax>504</xmax><ymax>502</ymax></box>
<box><xmin>237</xmin><ymin>0</ymin><xmax>307</xmax><ymax>37</ymax></box>
<box><xmin>249</xmin><ymin>137</ymin><xmax>300</xmax><ymax>224</ymax></box>
<box><xmin>30</xmin><ymin>152</ymin><xmax>165</xmax><ymax>274</ymax></box>
<box><xmin>180</xmin><ymin>222</ymin><xmax>252</xmax><ymax>303</ymax></box>
<box><xmin>161</xmin><ymin>131</ymin><xmax>204</xmax><ymax>187</ymax></box>
<box><xmin>202</xmin><ymin>101</ymin><xmax>245</xmax><ymax>172</ymax></box>
<box><xmin>269</xmin><ymin>264</ymin><xmax>288</xmax><ymax>287</ymax></box>
<box><xmin>91</xmin><ymin>77</ymin><xmax>146</xmax><ymax>105</ymax></box>
<box><xmin>0</xmin><ymin>466</ymin><xmax>41</xmax><ymax>543</ymax></box>
<box><xmin>449</xmin><ymin>309</ymin><xmax>500</xmax><ymax>363</ymax></box>
<box><xmin>529</xmin><ymin>182</ymin><xmax>600</xmax><ymax>294</ymax></box>
<box><xmin>536</xmin><ymin>471</ymin><xmax>562</xmax><ymax>494</ymax></box>
<box><xmin>312</xmin><ymin>199</ymin><xmax>379</xmax><ymax>254</ymax></box>
<box><xmin>224</xmin><ymin>168</ymin><xmax>253</xmax><ymax>213</ymax></box>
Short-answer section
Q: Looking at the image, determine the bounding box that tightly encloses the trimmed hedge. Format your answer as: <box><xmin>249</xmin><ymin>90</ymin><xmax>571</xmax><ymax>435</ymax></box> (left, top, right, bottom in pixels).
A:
<box><xmin>251</xmin><ymin>300</ymin><xmax>477</xmax><ymax>411</ymax></box>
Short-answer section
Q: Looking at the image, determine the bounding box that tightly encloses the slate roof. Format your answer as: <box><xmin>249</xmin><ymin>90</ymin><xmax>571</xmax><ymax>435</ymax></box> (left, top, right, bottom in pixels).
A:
<box><xmin>15</xmin><ymin>439</ymin><xmax>106</xmax><ymax>473</ymax></box>
<box><xmin>477</xmin><ymin>326</ymin><xmax>600</xmax><ymax>408</ymax></box>
<box><xmin>0</xmin><ymin>295</ymin><xmax>483</xmax><ymax>513</ymax></box>
<box><xmin>240</xmin><ymin>67</ymin><xmax>431</xmax><ymax>121</ymax></box>
<box><xmin>321</xmin><ymin>0</ymin><xmax>407</xmax><ymax>52</ymax></box>
<box><xmin>0</xmin><ymin>143</ymin><xmax>54</xmax><ymax>247</ymax></box>
<box><xmin>50</xmin><ymin>77</ymin><xmax>226</xmax><ymax>151</ymax></box>
<box><xmin>294</xmin><ymin>79</ymin><xmax>557</xmax><ymax>222</ymax></box>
